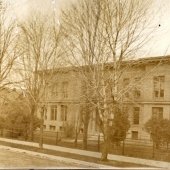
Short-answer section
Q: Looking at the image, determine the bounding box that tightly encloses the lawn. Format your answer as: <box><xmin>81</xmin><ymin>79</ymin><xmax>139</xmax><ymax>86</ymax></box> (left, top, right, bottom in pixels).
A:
<box><xmin>0</xmin><ymin>148</ymin><xmax>86</xmax><ymax>168</ymax></box>
<box><xmin>0</xmin><ymin>140</ymin><xmax>150</xmax><ymax>168</ymax></box>
<box><xmin>32</xmin><ymin>134</ymin><xmax>170</xmax><ymax>162</ymax></box>
<box><xmin>3</xmin><ymin>130</ymin><xmax>170</xmax><ymax>163</ymax></box>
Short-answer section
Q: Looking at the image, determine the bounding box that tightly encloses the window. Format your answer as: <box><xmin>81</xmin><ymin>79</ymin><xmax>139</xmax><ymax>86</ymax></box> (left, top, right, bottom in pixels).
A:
<box><xmin>41</xmin><ymin>105</ymin><xmax>47</xmax><ymax>120</ymax></box>
<box><xmin>132</xmin><ymin>131</ymin><xmax>138</xmax><ymax>139</ymax></box>
<box><xmin>123</xmin><ymin>78</ymin><xmax>130</xmax><ymax>98</ymax></box>
<box><xmin>153</xmin><ymin>76</ymin><xmax>165</xmax><ymax>98</ymax></box>
<box><xmin>61</xmin><ymin>105</ymin><xmax>68</xmax><ymax>121</ymax></box>
<box><xmin>123</xmin><ymin>78</ymin><xmax>130</xmax><ymax>87</ymax></box>
<box><xmin>152</xmin><ymin>107</ymin><xmax>163</xmax><ymax>119</ymax></box>
<box><xmin>60</xmin><ymin>126</ymin><xmax>64</xmax><ymax>131</ymax></box>
<box><xmin>43</xmin><ymin>125</ymin><xmax>46</xmax><ymax>129</ymax></box>
<box><xmin>49</xmin><ymin>125</ymin><xmax>56</xmax><ymax>131</ymax></box>
<box><xmin>133</xmin><ymin>107</ymin><xmax>140</xmax><ymax>124</ymax></box>
<box><xmin>62</xmin><ymin>82</ymin><xmax>68</xmax><ymax>98</ymax></box>
<box><xmin>134</xmin><ymin>89</ymin><xmax>141</xmax><ymax>99</ymax></box>
<box><xmin>133</xmin><ymin>77</ymin><xmax>141</xmax><ymax>99</ymax></box>
<box><xmin>50</xmin><ymin>105</ymin><xmax>57</xmax><ymax>120</ymax></box>
<box><xmin>51</xmin><ymin>83</ymin><xmax>58</xmax><ymax>97</ymax></box>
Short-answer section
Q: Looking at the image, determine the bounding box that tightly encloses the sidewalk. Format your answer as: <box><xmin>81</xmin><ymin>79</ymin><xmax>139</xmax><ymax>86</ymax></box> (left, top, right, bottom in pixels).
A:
<box><xmin>0</xmin><ymin>137</ymin><xmax>169</xmax><ymax>168</ymax></box>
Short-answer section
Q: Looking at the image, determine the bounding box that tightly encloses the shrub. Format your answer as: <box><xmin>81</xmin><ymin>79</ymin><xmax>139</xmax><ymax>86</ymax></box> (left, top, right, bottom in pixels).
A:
<box><xmin>109</xmin><ymin>108</ymin><xmax>130</xmax><ymax>143</ymax></box>
<box><xmin>5</xmin><ymin>112</ymin><xmax>41</xmax><ymax>139</ymax></box>
<box><xmin>145</xmin><ymin>118</ymin><xmax>170</xmax><ymax>148</ymax></box>
<box><xmin>64</xmin><ymin>123</ymin><xmax>75</xmax><ymax>138</ymax></box>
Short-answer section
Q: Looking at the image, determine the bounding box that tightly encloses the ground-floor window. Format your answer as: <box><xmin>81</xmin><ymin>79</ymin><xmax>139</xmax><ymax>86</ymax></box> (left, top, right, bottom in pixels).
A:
<box><xmin>49</xmin><ymin>125</ymin><xmax>56</xmax><ymax>131</ymax></box>
<box><xmin>60</xmin><ymin>126</ymin><xmax>64</xmax><ymax>131</ymax></box>
<box><xmin>132</xmin><ymin>131</ymin><xmax>138</xmax><ymax>139</ymax></box>
<box><xmin>61</xmin><ymin>105</ymin><xmax>68</xmax><ymax>121</ymax></box>
<box><xmin>152</xmin><ymin>107</ymin><xmax>163</xmax><ymax>119</ymax></box>
<box><xmin>50</xmin><ymin>105</ymin><xmax>57</xmax><ymax>120</ymax></box>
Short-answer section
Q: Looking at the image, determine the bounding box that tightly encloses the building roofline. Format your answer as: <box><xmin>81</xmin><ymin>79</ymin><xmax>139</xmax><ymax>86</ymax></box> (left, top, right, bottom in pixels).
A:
<box><xmin>41</xmin><ymin>55</ymin><xmax>170</xmax><ymax>73</ymax></box>
<box><xmin>135</xmin><ymin>55</ymin><xmax>170</xmax><ymax>64</ymax></box>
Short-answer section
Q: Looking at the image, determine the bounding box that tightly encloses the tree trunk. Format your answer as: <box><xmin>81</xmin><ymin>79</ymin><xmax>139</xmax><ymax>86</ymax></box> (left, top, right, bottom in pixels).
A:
<box><xmin>100</xmin><ymin>63</ymin><xmax>110</xmax><ymax>161</ymax></box>
<box><xmin>83</xmin><ymin>112</ymin><xmax>89</xmax><ymax>150</ymax></box>
<box><xmin>29</xmin><ymin>116</ymin><xmax>34</xmax><ymax>141</ymax></box>
<box><xmin>24</xmin><ymin>128</ymin><xmax>28</xmax><ymax>141</ymax></box>
<box><xmin>122</xmin><ymin>140</ymin><xmax>125</xmax><ymax>155</ymax></box>
<box><xmin>101</xmin><ymin>121</ymin><xmax>109</xmax><ymax>161</ymax></box>
<box><xmin>83</xmin><ymin>123</ymin><xmax>88</xmax><ymax>150</ymax></box>
<box><xmin>30</xmin><ymin>107</ymin><xmax>35</xmax><ymax>141</ymax></box>
<box><xmin>98</xmin><ymin>134</ymin><xmax>100</xmax><ymax>151</ymax></box>
<box><xmin>39</xmin><ymin>118</ymin><xmax>44</xmax><ymax>149</ymax></box>
<box><xmin>101</xmin><ymin>140</ymin><xmax>109</xmax><ymax>161</ymax></box>
<box><xmin>74</xmin><ymin>129</ymin><xmax>78</xmax><ymax>147</ymax></box>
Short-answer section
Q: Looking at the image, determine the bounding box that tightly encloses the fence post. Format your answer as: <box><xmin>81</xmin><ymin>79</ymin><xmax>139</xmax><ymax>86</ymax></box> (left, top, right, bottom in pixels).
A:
<box><xmin>56</xmin><ymin>131</ymin><xmax>58</xmax><ymax>145</ymax></box>
<box><xmin>167</xmin><ymin>142</ymin><xmax>169</xmax><ymax>150</ymax></box>
<box><xmin>122</xmin><ymin>139</ymin><xmax>125</xmax><ymax>155</ymax></box>
<box><xmin>11</xmin><ymin>129</ymin><xmax>13</xmax><ymax>138</ymax></box>
<box><xmin>152</xmin><ymin>141</ymin><xmax>155</xmax><ymax>158</ymax></box>
<box><xmin>0</xmin><ymin>129</ymin><xmax>2</xmax><ymax>136</ymax></box>
<box><xmin>39</xmin><ymin>119</ymin><xmax>44</xmax><ymax>149</ymax></box>
<box><xmin>98</xmin><ymin>134</ymin><xmax>100</xmax><ymax>152</ymax></box>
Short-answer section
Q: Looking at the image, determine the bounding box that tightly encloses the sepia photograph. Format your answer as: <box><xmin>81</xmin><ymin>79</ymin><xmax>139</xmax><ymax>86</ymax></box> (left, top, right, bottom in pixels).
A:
<box><xmin>0</xmin><ymin>0</ymin><xmax>170</xmax><ymax>169</ymax></box>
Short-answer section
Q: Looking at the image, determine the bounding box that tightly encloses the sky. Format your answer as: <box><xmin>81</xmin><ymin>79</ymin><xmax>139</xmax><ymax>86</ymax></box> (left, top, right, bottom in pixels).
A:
<box><xmin>7</xmin><ymin>0</ymin><xmax>170</xmax><ymax>57</ymax></box>
<box><xmin>148</xmin><ymin>0</ymin><xmax>170</xmax><ymax>57</ymax></box>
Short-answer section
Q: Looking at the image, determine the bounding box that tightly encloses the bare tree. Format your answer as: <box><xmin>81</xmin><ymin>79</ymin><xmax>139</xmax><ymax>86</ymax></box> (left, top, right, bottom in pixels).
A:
<box><xmin>0</xmin><ymin>1</ymin><xmax>18</xmax><ymax>92</ymax></box>
<box><xmin>16</xmin><ymin>12</ymin><xmax>62</xmax><ymax>148</ymax></box>
<box><xmin>61</xmin><ymin>0</ymin><xmax>157</xmax><ymax>160</ymax></box>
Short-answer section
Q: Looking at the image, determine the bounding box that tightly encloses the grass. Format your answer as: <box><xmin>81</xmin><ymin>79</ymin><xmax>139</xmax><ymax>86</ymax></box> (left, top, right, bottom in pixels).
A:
<box><xmin>3</xmin><ymin>133</ymin><xmax>170</xmax><ymax>163</ymax></box>
<box><xmin>33</xmin><ymin>135</ymin><xmax>170</xmax><ymax>162</ymax></box>
<box><xmin>0</xmin><ymin>140</ymin><xmax>150</xmax><ymax>168</ymax></box>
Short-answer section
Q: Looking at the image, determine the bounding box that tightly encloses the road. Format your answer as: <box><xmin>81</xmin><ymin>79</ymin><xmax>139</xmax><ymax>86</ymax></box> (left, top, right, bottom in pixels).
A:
<box><xmin>0</xmin><ymin>148</ymin><xmax>92</xmax><ymax>168</ymax></box>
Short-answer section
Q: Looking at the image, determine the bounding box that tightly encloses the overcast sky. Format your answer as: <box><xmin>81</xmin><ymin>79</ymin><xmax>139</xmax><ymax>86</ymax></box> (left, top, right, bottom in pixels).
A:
<box><xmin>8</xmin><ymin>0</ymin><xmax>170</xmax><ymax>57</ymax></box>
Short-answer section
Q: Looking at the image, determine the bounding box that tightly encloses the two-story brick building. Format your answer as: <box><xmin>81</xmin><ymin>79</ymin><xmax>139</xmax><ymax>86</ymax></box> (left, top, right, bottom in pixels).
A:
<box><xmin>41</xmin><ymin>56</ymin><xmax>170</xmax><ymax>141</ymax></box>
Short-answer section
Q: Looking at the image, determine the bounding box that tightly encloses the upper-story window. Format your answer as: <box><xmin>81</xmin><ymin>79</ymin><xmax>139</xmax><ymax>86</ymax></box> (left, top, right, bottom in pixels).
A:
<box><xmin>134</xmin><ymin>89</ymin><xmax>141</xmax><ymax>99</ymax></box>
<box><xmin>123</xmin><ymin>78</ymin><xmax>130</xmax><ymax>98</ymax></box>
<box><xmin>153</xmin><ymin>76</ymin><xmax>165</xmax><ymax>99</ymax></box>
<box><xmin>152</xmin><ymin>107</ymin><xmax>163</xmax><ymax>119</ymax></box>
<box><xmin>50</xmin><ymin>105</ymin><xmax>57</xmax><ymax>120</ymax></box>
<box><xmin>50</xmin><ymin>83</ymin><xmax>58</xmax><ymax>97</ymax></box>
<box><xmin>123</xmin><ymin>78</ymin><xmax>130</xmax><ymax>87</ymax></box>
<box><xmin>62</xmin><ymin>81</ymin><xmax>68</xmax><ymax>98</ymax></box>
<box><xmin>133</xmin><ymin>107</ymin><xmax>140</xmax><ymax>124</ymax></box>
<box><xmin>133</xmin><ymin>77</ymin><xmax>141</xmax><ymax>99</ymax></box>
